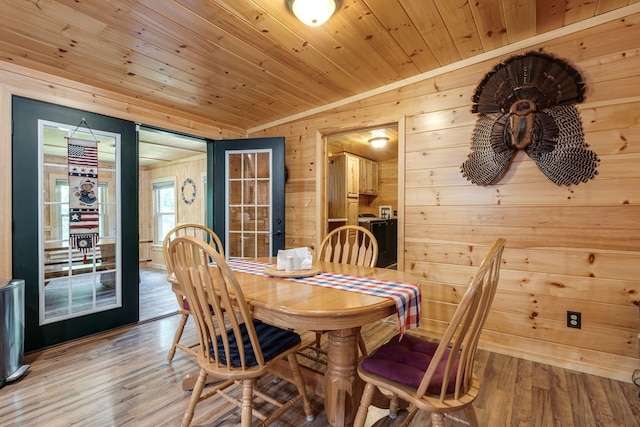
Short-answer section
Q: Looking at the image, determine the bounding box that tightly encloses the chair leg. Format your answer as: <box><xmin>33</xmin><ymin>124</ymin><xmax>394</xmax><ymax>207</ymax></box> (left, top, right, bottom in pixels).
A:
<box><xmin>399</xmin><ymin>406</ymin><xmax>419</xmax><ymax>427</ymax></box>
<box><xmin>181</xmin><ymin>368</ymin><xmax>207</xmax><ymax>427</ymax></box>
<box><xmin>167</xmin><ymin>313</ymin><xmax>189</xmax><ymax>363</ymax></box>
<box><xmin>464</xmin><ymin>405</ymin><xmax>480</xmax><ymax>426</ymax></box>
<box><xmin>286</xmin><ymin>353</ymin><xmax>314</xmax><ymax>421</ymax></box>
<box><xmin>353</xmin><ymin>382</ymin><xmax>376</xmax><ymax>427</ymax></box>
<box><xmin>389</xmin><ymin>393</ymin><xmax>399</xmax><ymax>419</ymax></box>
<box><xmin>430</xmin><ymin>412</ymin><xmax>446</xmax><ymax>427</ymax></box>
<box><xmin>241</xmin><ymin>378</ymin><xmax>255</xmax><ymax>427</ymax></box>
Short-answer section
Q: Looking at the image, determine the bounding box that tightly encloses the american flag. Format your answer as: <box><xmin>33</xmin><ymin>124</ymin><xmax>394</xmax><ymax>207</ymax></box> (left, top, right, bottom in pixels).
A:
<box><xmin>68</xmin><ymin>138</ymin><xmax>98</xmax><ymax>176</ymax></box>
<box><xmin>69</xmin><ymin>209</ymin><xmax>99</xmax><ymax>233</ymax></box>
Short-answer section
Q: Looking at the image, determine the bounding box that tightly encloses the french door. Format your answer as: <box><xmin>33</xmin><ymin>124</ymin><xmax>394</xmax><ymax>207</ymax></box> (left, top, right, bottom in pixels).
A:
<box><xmin>210</xmin><ymin>138</ymin><xmax>286</xmax><ymax>257</ymax></box>
<box><xmin>12</xmin><ymin>96</ymin><xmax>138</xmax><ymax>352</ymax></box>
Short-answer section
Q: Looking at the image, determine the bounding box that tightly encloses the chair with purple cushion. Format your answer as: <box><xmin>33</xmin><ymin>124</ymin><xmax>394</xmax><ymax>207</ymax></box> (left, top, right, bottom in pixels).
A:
<box><xmin>353</xmin><ymin>238</ymin><xmax>506</xmax><ymax>427</ymax></box>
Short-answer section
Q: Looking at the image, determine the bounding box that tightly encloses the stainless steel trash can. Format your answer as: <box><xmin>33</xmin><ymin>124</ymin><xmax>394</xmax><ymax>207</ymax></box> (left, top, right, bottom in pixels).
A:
<box><xmin>0</xmin><ymin>279</ymin><xmax>30</xmax><ymax>388</ymax></box>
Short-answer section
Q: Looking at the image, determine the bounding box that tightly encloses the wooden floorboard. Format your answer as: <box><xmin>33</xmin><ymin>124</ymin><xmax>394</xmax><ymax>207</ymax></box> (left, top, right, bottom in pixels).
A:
<box><xmin>139</xmin><ymin>266</ymin><xmax>176</xmax><ymax>321</ymax></box>
<box><xmin>2</xmin><ymin>311</ymin><xmax>640</xmax><ymax>426</ymax></box>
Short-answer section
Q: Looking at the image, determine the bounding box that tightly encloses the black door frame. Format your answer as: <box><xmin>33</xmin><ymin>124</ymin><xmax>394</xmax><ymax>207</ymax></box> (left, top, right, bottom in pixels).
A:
<box><xmin>12</xmin><ymin>96</ymin><xmax>139</xmax><ymax>352</ymax></box>
<box><xmin>209</xmin><ymin>138</ymin><xmax>286</xmax><ymax>256</ymax></box>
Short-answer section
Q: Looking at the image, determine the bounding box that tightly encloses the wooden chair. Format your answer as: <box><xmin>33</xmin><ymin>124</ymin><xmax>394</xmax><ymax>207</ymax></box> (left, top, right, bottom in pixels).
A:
<box><xmin>162</xmin><ymin>223</ymin><xmax>224</xmax><ymax>363</ymax></box>
<box><xmin>353</xmin><ymin>238</ymin><xmax>506</xmax><ymax>427</ymax></box>
<box><xmin>169</xmin><ymin>236</ymin><xmax>314</xmax><ymax>427</ymax></box>
<box><xmin>317</xmin><ymin>225</ymin><xmax>378</xmax><ymax>268</ymax></box>
<box><xmin>305</xmin><ymin>225</ymin><xmax>379</xmax><ymax>363</ymax></box>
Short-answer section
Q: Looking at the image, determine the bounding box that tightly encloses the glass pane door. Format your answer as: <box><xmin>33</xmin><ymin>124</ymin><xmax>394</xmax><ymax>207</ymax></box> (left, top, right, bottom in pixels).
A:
<box><xmin>226</xmin><ymin>150</ymin><xmax>272</xmax><ymax>258</ymax></box>
<box><xmin>39</xmin><ymin>120</ymin><xmax>121</xmax><ymax>324</ymax></box>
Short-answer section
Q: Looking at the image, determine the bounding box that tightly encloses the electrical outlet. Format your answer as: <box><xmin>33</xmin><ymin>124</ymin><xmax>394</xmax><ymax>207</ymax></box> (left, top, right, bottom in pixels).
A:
<box><xmin>567</xmin><ymin>311</ymin><xmax>581</xmax><ymax>329</ymax></box>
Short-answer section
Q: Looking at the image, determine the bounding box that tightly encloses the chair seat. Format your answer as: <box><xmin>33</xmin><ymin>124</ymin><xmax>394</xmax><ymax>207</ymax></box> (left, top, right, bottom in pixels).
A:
<box><xmin>360</xmin><ymin>334</ymin><xmax>459</xmax><ymax>394</ymax></box>
<box><xmin>215</xmin><ymin>320</ymin><xmax>301</xmax><ymax>367</ymax></box>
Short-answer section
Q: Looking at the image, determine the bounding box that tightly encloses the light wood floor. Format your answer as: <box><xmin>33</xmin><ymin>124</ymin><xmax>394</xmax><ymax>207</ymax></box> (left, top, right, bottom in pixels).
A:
<box><xmin>43</xmin><ymin>266</ymin><xmax>176</xmax><ymax>322</ymax></box>
<box><xmin>2</xmin><ymin>314</ymin><xmax>640</xmax><ymax>426</ymax></box>
<box><xmin>139</xmin><ymin>266</ymin><xmax>176</xmax><ymax>321</ymax></box>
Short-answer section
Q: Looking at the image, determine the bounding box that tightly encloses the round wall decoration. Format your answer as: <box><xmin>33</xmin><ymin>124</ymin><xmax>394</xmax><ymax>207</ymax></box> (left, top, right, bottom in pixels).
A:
<box><xmin>181</xmin><ymin>178</ymin><xmax>197</xmax><ymax>205</ymax></box>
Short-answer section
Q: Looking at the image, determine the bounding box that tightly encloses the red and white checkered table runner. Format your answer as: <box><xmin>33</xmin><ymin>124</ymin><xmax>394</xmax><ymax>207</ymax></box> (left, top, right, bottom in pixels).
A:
<box><xmin>227</xmin><ymin>259</ymin><xmax>421</xmax><ymax>338</ymax></box>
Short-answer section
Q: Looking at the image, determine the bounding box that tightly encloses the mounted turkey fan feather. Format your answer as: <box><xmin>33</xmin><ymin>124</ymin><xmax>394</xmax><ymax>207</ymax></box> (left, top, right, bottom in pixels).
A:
<box><xmin>461</xmin><ymin>51</ymin><xmax>599</xmax><ymax>186</ymax></box>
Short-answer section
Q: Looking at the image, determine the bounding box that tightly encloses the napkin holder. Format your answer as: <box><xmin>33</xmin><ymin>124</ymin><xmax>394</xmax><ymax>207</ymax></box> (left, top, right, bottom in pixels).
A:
<box><xmin>276</xmin><ymin>247</ymin><xmax>313</xmax><ymax>271</ymax></box>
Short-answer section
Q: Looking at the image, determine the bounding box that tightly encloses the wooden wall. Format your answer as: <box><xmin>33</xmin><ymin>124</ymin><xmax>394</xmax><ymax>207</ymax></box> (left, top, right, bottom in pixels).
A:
<box><xmin>248</xmin><ymin>13</ymin><xmax>640</xmax><ymax>381</ymax></box>
<box><xmin>139</xmin><ymin>155</ymin><xmax>207</xmax><ymax>267</ymax></box>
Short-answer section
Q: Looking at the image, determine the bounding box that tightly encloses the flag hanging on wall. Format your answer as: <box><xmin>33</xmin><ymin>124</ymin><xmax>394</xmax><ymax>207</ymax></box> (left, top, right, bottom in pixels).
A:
<box><xmin>68</xmin><ymin>137</ymin><xmax>99</xmax><ymax>252</ymax></box>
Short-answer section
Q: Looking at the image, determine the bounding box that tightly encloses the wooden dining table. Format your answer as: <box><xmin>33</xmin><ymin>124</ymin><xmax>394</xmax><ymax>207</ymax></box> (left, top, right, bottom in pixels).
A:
<box><xmin>179</xmin><ymin>257</ymin><xmax>420</xmax><ymax>427</ymax></box>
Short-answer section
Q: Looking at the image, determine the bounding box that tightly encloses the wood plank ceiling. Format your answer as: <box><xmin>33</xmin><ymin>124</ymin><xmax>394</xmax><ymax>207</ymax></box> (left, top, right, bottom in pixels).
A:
<box><xmin>1</xmin><ymin>0</ymin><xmax>636</xmax><ymax>133</ymax></box>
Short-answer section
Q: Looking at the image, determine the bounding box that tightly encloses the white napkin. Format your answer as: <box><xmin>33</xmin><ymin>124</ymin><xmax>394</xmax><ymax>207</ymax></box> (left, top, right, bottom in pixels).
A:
<box><xmin>276</xmin><ymin>247</ymin><xmax>313</xmax><ymax>271</ymax></box>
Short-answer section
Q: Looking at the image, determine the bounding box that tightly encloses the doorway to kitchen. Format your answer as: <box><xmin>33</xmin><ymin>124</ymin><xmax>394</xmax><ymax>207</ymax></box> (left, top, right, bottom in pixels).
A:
<box><xmin>324</xmin><ymin>123</ymin><xmax>400</xmax><ymax>268</ymax></box>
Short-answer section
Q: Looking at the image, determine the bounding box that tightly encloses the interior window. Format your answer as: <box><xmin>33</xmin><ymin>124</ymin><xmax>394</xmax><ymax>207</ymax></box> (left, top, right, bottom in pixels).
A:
<box><xmin>55</xmin><ymin>179</ymin><xmax>70</xmax><ymax>241</ymax></box>
<box><xmin>98</xmin><ymin>183</ymin><xmax>109</xmax><ymax>237</ymax></box>
<box><xmin>153</xmin><ymin>181</ymin><xmax>176</xmax><ymax>242</ymax></box>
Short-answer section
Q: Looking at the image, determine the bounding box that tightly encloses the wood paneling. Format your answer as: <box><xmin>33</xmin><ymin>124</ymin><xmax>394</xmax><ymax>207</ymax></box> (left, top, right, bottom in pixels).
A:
<box><xmin>503</xmin><ymin>0</ymin><xmax>537</xmax><ymax>43</ymax></box>
<box><xmin>536</xmin><ymin>0</ymin><xmax>567</xmax><ymax>33</ymax></box>
<box><xmin>250</xmin><ymin>12</ymin><xmax>640</xmax><ymax>382</ymax></box>
<box><xmin>0</xmin><ymin>1</ymin><xmax>637</xmax><ymax>131</ymax></box>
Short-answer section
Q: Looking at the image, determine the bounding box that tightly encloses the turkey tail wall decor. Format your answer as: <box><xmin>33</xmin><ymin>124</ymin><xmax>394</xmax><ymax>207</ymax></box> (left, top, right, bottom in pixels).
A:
<box><xmin>460</xmin><ymin>51</ymin><xmax>600</xmax><ymax>186</ymax></box>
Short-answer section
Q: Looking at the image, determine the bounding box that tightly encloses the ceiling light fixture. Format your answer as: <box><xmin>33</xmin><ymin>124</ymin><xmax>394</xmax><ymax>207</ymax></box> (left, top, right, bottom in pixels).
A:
<box><xmin>287</xmin><ymin>0</ymin><xmax>338</xmax><ymax>26</ymax></box>
<box><xmin>369</xmin><ymin>137</ymin><xmax>388</xmax><ymax>148</ymax></box>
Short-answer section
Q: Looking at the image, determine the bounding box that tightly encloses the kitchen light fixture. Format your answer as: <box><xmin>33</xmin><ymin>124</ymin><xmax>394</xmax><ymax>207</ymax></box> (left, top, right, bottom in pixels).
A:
<box><xmin>369</xmin><ymin>136</ymin><xmax>388</xmax><ymax>148</ymax></box>
<box><xmin>287</xmin><ymin>0</ymin><xmax>338</xmax><ymax>26</ymax></box>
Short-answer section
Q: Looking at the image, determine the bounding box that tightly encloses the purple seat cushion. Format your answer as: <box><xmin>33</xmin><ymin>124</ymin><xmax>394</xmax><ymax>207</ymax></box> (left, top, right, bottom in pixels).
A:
<box><xmin>360</xmin><ymin>334</ymin><xmax>459</xmax><ymax>395</ymax></box>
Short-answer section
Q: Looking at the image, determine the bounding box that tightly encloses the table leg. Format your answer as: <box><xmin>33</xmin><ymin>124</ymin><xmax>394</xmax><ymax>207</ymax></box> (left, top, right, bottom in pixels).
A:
<box><xmin>325</xmin><ymin>327</ymin><xmax>362</xmax><ymax>427</ymax></box>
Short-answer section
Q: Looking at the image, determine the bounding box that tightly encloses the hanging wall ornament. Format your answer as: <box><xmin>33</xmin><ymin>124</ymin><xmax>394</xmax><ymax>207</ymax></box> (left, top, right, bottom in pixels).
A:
<box><xmin>460</xmin><ymin>51</ymin><xmax>600</xmax><ymax>186</ymax></box>
<box><xmin>181</xmin><ymin>177</ymin><xmax>196</xmax><ymax>205</ymax></box>
<box><xmin>68</xmin><ymin>118</ymin><xmax>100</xmax><ymax>253</ymax></box>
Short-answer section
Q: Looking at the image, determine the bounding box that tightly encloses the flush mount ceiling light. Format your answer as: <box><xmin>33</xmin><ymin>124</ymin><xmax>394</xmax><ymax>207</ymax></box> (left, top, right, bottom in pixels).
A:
<box><xmin>287</xmin><ymin>0</ymin><xmax>338</xmax><ymax>26</ymax></box>
<box><xmin>369</xmin><ymin>137</ymin><xmax>389</xmax><ymax>148</ymax></box>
